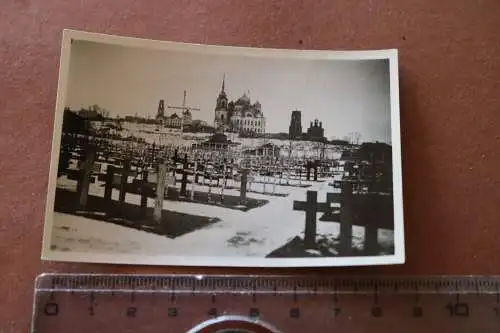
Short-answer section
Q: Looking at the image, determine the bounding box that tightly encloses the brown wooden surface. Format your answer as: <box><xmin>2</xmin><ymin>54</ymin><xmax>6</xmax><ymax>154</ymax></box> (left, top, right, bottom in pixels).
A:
<box><xmin>1</xmin><ymin>1</ymin><xmax>499</xmax><ymax>332</ymax></box>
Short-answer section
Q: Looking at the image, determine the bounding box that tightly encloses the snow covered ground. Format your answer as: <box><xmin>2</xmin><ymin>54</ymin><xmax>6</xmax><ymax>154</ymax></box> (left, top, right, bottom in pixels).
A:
<box><xmin>50</xmin><ymin>169</ymin><xmax>394</xmax><ymax>258</ymax></box>
<box><xmin>94</xmin><ymin>121</ymin><xmax>344</xmax><ymax>159</ymax></box>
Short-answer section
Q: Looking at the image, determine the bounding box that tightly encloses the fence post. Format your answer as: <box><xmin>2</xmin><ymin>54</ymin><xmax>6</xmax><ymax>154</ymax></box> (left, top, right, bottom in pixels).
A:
<box><xmin>285</xmin><ymin>164</ymin><xmax>289</xmax><ymax>185</ymax></box>
<box><xmin>119</xmin><ymin>159</ymin><xmax>129</xmax><ymax>205</ymax></box>
<box><xmin>154</xmin><ymin>164</ymin><xmax>167</xmax><ymax>223</ymax></box>
<box><xmin>77</xmin><ymin>148</ymin><xmax>96</xmax><ymax>208</ymax></box>
<box><xmin>140</xmin><ymin>170</ymin><xmax>148</xmax><ymax>216</ymax></box>
<box><xmin>172</xmin><ymin>149</ymin><xmax>178</xmax><ymax>185</ymax></box>
<box><xmin>303</xmin><ymin>191</ymin><xmax>318</xmax><ymax>249</ymax></box>
<box><xmin>339</xmin><ymin>181</ymin><xmax>353</xmax><ymax>256</ymax></box>
<box><xmin>240</xmin><ymin>169</ymin><xmax>248</xmax><ymax>205</ymax></box>
<box><xmin>279</xmin><ymin>165</ymin><xmax>284</xmax><ymax>185</ymax></box>
<box><xmin>220</xmin><ymin>161</ymin><xmax>227</xmax><ymax>202</ymax></box>
<box><xmin>191</xmin><ymin>160</ymin><xmax>198</xmax><ymax>201</ymax></box>
<box><xmin>272</xmin><ymin>166</ymin><xmax>278</xmax><ymax>194</ymax></box>
<box><xmin>194</xmin><ymin>160</ymin><xmax>199</xmax><ymax>184</ymax></box>
<box><xmin>180</xmin><ymin>154</ymin><xmax>188</xmax><ymax>197</ymax></box>
<box><xmin>104</xmin><ymin>165</ymin><xmax>114</xmax><ymax>201</ymax></box>
<box><xmin>364</xmin><ymin>188</ymin><xmax>379</xmax><ymax>255</ymax></box>
<box><xmin>207</xmin><ymin>170</ymin><xmax>212</xmax><ymax>203</ymax></box>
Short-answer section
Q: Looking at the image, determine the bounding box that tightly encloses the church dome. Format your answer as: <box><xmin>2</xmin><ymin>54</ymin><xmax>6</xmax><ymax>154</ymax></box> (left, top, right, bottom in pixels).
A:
<box><xmin>236</xmin><ymin>93</ymin><xmax>251</xmax><ymax>105</ymax></box>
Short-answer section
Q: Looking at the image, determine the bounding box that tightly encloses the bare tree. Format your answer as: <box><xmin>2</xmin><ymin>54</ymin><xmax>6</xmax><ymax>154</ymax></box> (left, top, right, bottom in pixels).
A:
<box><xmin>352</xmin><ymin>132</ymin><xmax>361</xmax><ymax>145</ymax></box>
<box><xmin>345</xmin><ymin>132</ymin><xmax>362</xmax><ymax>145</ymax></box>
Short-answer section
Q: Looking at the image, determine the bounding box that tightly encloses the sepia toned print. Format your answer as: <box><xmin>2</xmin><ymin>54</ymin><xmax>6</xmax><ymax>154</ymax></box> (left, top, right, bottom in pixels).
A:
<box><xmin>41</xmin><ymin>30</ymin><xmax>404</xmax><ymax>267</ymax></box>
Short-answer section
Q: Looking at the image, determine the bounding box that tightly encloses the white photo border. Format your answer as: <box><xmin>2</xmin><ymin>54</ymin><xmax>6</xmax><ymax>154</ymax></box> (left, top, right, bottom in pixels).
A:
<box><xmin>41</xmin><ymin>29</ymin><xmax>405</xmax><ymax>267</ymax></box>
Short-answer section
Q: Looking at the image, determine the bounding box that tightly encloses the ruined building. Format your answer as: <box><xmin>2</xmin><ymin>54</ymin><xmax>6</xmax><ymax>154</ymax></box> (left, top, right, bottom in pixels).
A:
<box><xmin>288</xmin><ymin>110</ymin><xmax>303</xmax><ymax>140</ymax></box>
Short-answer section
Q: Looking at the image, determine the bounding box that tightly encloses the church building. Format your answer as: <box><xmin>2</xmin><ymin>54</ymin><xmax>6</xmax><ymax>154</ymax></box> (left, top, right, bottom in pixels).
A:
<box><xmin>214</xmin><ymin>77</ymin><xmax>266</xmax><ymax>136</ymax></box>
<box><xmin>155</xmin><ymin>99</ymin><xmax>192</xmax><ymax>128</ymax></box>
<box><xmin>306</xmin><ymin>119</ymin><xmax>325</xmax><ymax>142</ymax></box>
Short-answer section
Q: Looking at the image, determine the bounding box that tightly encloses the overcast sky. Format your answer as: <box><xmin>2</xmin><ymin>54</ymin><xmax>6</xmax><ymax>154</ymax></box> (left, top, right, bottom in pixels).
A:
<box><xmin>66</xmin><ymin>40</ymin><xmax>392</xmax><ymax>143</ymax></box>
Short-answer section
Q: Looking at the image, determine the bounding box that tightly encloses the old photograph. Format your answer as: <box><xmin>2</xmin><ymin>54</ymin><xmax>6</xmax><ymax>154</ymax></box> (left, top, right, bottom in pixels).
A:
<box><xmin>41</xmin><ymin>29</ymin><xmax>404</xmax><ymax>267</ymax></box>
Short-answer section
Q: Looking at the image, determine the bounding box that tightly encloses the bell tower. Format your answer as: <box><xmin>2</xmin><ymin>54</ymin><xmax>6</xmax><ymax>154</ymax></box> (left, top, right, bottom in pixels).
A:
<box><xmin>214</xmin><ymin>75</ymin><xmax>229</xmax><ymax>129</ymax></box>
<box><xmin>156</xmin><ymin>99</ymin><xmax>165</xmax><ymax>120</ymax></box>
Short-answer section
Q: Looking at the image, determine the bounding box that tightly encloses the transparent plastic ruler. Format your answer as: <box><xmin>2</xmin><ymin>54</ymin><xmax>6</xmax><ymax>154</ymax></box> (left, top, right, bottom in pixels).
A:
<box><xmin>31</xmin><ymin>274</ymin><xmax>500</xmax><ymax>332</ymax></box>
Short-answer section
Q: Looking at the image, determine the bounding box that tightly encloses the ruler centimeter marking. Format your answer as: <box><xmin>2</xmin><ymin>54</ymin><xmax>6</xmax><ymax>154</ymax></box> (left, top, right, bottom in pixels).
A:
<box><xmin>32</xmin><ymin>274</ymin><xmax>500</xmax><ymax>333</ymax></box>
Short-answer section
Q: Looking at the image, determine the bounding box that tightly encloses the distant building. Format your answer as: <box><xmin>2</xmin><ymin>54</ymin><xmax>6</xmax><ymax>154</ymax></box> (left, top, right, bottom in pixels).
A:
<box><xmin>357</xmin><ymin>142</ymin><xmax>392</xmax><ymax>164</ymax></box>
<box><xmin>340</xmin><ymin>142</ymin><xmax>393</xmax><ymax>192</ymax></box>
<box><xmin>182</xmin><ymin>109</ymin><xmax>192</xmax><ymax>125</ymax></box>
<box><xmin>156</xmin><ymin>99</ymin><xmax>166</xmax><ymax>120</ymax></box>
<box><xmin>214</xmin><ymin>77</ymin><xmax>266</xmax><ymax>136</ymax></box>
<box><xmin>77</xmin><ymin>109</ymin><xmax>100</xmax><ymax>119</ymax></box>
<box><xmin>193</xmin><ymin>133</ymin><xmax>240</xmax><ymax>151</ymax></box>
<box><xmin>243</xmin><ymin>142</ymin><xmax>281</xmax><ymax>157</ymax></box>
<box><xmin>163</xmin><ymin>113</ymin><xmax>182</xmax><ymax>128</ymax></box>
<box><xmin>287</xmin><ymin>111</ymin><xmax>327</xmax><ymax>142</ymax></box>
<box><xmin>191</xmin><ymin>119</ymin><xmax>208</xmax><ymax>127</ymax></box>
<box><xmin>155</xmin><ymin>99</ymin><xmax>192</xmax><ymax>128</ymax></box>
<box><xmin>329</xmin><ymin>139</ymin><xmax>350</xmax><ymax>146</ymax></box>
<box><xmin>184</xmin><ymin>119</ymin><xmax>214</xmax><ymax>133</ymax></box>
<box><xmin>306</xmin><ymin>119</ymin><xmax>325</xmax><ymax>142</ymax></box>
<box><xmin>340</xmin><ymin>142</ymin><xmax>392</xmax><ymax>169</ymax></box>
<box><xmin>288</xmin><ymin>110</ymin><xmax>302</xmax><ymax>140</ymax></box>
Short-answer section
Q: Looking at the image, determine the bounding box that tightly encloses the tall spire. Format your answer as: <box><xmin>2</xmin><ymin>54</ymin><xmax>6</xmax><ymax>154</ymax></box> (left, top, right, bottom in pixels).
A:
<box><xmin>221</xmin><ymin>74</ymin><xmax>225</xmax><ymax>93</ymax></box>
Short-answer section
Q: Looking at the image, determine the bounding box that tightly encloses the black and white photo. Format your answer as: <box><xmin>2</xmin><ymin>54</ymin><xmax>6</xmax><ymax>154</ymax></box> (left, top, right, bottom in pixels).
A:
<box><xmin>42</xmin><ymin>30</ymin><xmax>404</xmax><ymax>267</ymax></box>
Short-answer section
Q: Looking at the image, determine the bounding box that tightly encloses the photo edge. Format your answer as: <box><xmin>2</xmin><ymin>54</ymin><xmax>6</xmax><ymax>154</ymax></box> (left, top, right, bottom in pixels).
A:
<box><xmin>41</xmin><ymin>251</ymin><xmax>405</xmax><ymax>267</ymax></box>
<box><xmin>55</xmin><ymin>29</ymin><xmax>401</xmax><ymax>62</ymax></box>
<box><xmin>42</xmin><ymin>30</ymin><xmax>404</xmax><ymax>268</ymax></box>
<box><xmin>41</xmin><ymin>29</ymin><xmax>74</xmax><ymax>260</ymax></box>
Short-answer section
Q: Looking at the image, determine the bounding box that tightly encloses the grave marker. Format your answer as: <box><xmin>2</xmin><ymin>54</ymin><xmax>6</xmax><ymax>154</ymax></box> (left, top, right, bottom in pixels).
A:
<box><xmin>293</xmin><ymin>190</ymin><xmax>334</xmax><ymax>249</ymax></box>
<box><xmin>220</xmin><ymin>162</ymin><xmax>227</xmax><ymax>202</ymax></box>
<box><xmin>179</xmin><ymin>154</ymin><xmax>189</xmax><ymax>197</ymax></box>
<box><xmin>140</xmin><ymin>170</ymin><xmax>148</xmax><ymax>216</ymax></box>
<box><xmin>339</xmin><ymin>182</ymin><xmax>354</xmax><ymax>256</ymax></box>
<box><xmin>104</xmin><ymin>165</ymin><xmax>115</xmax><ymax>201</ymax></box>
<box><xmin>118</xmin><ymin>159</ymin><xmax>130</xmax><ymax>205</ymax></box>
<box><xmin>207</xmin><ymin>169</ymin><xmax>213</xmax><ymax>203</ymax></box>
<box><xmin>191</xmin><ymin>160</ymin><xmax>198</xmax><ymax>201</ymax></box>
<box><xmin>154</xmin><ymin>164</ymin><xmax>168</xmax><ymax>223</ymax></box>
<box><xmin>363</xmin><ymin>192</ymin><xmax>379</xmax><ymax>255</ymax></box>
<box><xmin>76</xmin><ymin>149</ymin><xmax>96</xmax><ymax>208</ymax></box>
<box><xmin>240</xmin><ymin>169</ymin><xmax>248</xmax><ymax>205</ymax></box>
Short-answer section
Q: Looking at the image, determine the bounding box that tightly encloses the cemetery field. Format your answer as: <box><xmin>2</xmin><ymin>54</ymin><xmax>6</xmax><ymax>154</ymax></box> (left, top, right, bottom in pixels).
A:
<box><xmin>49</xmin><ymin>173</ymin><xmax>395</xmax><ymax>258</ymax></box>
<box><xmin>46</xmin><ymin>126</ymin><xmax>397</xmax><ymax>263</ymax></box>
<box><xmin>42</xmin><ymin>32</ymin><xmax>402</xmax><ymax>267</ymax></box>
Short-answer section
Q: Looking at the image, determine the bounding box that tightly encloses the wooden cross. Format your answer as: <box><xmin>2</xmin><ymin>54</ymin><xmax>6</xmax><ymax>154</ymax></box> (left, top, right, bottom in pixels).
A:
<box><xmin>319</xmin><ymin>192</ymin><xmax>341</xmax><ymax>221</ymax></box>
<box><xmin>76</xmin><ymin>148</ymin><xmax>96</xmax><ymax>208</ymax></box>
<box><xmin>293</xmin><ymin>190</ymin><xmax>336</xmax><ymax>249</ymax></box>
<box><xmin>103</xmin><ymin>160</ymin><xmax>133</xmax><ymax>204</ymax></box>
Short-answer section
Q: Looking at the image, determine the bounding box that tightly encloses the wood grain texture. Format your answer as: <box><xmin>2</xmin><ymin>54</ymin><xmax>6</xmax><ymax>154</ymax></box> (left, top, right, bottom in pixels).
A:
<box><xmin>0</xmin><ymin>0</ymin><xmax>499</xmax><ymax>331</ymax></box>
